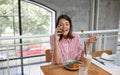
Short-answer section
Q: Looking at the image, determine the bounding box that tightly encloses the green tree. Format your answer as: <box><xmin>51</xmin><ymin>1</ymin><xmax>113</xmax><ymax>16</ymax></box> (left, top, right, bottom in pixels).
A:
<box><xmin>0</xmin><ymin>0</ymin><xmax>13</xmax><ymax>36</ymax></box>
<box><xmin>20</xmin><ymin>1</ymin><xmax>51</xmax><ymax>35</ymax></box>
<box><xmin>0</xmin><ymin>0</ymin><xmax>51</xmax><ymax>36</ymax></box>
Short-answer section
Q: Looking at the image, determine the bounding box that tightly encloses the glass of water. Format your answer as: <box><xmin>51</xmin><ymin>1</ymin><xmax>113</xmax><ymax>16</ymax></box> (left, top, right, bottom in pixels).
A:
<box><xmin>79</xmin><ymin>64</ymin><xmax>88</xmax><ymax>75</ymax></box>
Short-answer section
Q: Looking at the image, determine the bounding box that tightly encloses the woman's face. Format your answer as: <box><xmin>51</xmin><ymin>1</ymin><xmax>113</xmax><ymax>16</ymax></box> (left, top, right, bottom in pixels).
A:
<box><xmin>58</xmin><ymin>19</ymin><xmax>70</xmax><ymax>37</ymax></box>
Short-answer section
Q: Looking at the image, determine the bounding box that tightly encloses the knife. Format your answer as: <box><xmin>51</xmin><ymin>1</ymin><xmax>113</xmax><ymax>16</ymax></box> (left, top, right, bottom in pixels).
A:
<box><xmin>48</xmin><ymin>63</ymin><xmax>74</xmax><ymax>70</ymax></box>
<box><xmin>48</xmin><ymin>65</ymin><xmax>63</xmax><ymax>70</ymax></box>
<box><xmin>93</xmin><ymin>58</ymin><xmax>105</xmax><ymax>65</ymax></box>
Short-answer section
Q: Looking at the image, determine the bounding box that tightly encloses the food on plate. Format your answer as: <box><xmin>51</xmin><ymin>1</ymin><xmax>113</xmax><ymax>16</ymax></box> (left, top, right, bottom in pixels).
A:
<box><xmin>63</xmin><ymin>60</ymin><xmax>81</xmax><ymax>70</ymax></box>
<box><xmin>69</xmin><ymin>63</ymin><xmax>80</xmax><ymax>68</ymax></box>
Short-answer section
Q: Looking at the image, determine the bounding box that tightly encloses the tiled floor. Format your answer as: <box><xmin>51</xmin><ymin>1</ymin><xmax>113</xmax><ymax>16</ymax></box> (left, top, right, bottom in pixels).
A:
<box><xmin>0</xmin><ymin>62</ymin><xmax>50</xmax><ymax>75</ymax></box>
<box><xmin>0</xmin><ymin>55</ymin><xmax>50</xmax><ymax>75</ymax></box>
<box><xmin>22</xmin><ymin>62</ymin><xmax>50</xmax><ymax>75</ymax></box>
<box><xmin>29</xmin><ymin>63</ymin><xmax>50</xmax><ymax>75</ymax></box>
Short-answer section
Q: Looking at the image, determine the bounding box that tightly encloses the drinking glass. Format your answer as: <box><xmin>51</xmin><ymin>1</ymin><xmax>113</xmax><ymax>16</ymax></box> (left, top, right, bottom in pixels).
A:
<box><xmin>79</xmin><ymin>64</ymin><xmax>88</xmax><ymax>75</ymax></box>
<box><xmin>84</xmin><ymin>54</ymin><xmax>92</xmax><ymax>68</ymax></box>
<box><xmin>79</xmin><ymin>54</ymin><xmax>92</xmax><ymax>75</ymax></box>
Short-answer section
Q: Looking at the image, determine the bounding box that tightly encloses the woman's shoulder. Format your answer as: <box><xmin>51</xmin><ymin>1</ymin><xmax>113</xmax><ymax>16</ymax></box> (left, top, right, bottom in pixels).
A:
<box><xmin>50</xmin><ymin>34</ymin><xmax>55</xmax><ymax>39</ymax></box>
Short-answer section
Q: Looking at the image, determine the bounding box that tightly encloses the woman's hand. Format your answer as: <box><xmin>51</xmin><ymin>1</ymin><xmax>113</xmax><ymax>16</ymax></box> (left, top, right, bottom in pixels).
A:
<box><xmin>87</xmin><ymin>36</ymin><xmax>97</xmax><ymax>43</ymax></box>
<box><xmin>83</xmin><ymin>36</ymin><xmax>97</xmax><ymax>56</ymax></box>
<box><xmin>55</xmin><ymin>27</ymin><xmax>62</xmax><ymax>41</ymax></box>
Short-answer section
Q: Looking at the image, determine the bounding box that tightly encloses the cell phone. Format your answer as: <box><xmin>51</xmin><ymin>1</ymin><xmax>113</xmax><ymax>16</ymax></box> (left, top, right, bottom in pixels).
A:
<box><xmin>57</xmin><ymin>26</ymin><xmax>62</xmax><ymax>36</ymax></box>
<box><xmin>57</xmin><ymin>30</ymin><xmax>63</xmax><ymax>36</ymax></box>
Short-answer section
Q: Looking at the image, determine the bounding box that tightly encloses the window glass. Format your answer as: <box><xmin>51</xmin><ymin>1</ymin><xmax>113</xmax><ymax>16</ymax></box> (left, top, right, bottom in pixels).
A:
<box><xmin>21</xmin><ymin>1</ymin><xmax>52</xmax><ymax>35</ymax></box>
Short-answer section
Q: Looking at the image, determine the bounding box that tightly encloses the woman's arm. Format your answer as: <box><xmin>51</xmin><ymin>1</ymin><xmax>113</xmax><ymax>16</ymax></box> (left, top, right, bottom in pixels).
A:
<box><xmin>53</xmin><ymin>39</ymin><xmax>61</xmax><ymax>64</ymax></box>
<box><xmin>79</xmin><ymin>36</ymin><xmax>97</xmax><ymax>61</ymax></box>
<box><xmin>85</xmin><ymin>36</ymin><xmax>97</xmax><ymax>53</ymax></box>
<box><xmin>53</xmin><ymin>27</ymin><xmax>62</xmax><ymax>64</ymax></box>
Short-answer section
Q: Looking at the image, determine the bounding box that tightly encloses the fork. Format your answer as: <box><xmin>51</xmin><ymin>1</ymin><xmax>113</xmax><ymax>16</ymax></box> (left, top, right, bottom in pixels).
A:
<box><xmin>93</xmin><ymin>58</ymin><xmax>105</xmax><ymax>65</ymax></box>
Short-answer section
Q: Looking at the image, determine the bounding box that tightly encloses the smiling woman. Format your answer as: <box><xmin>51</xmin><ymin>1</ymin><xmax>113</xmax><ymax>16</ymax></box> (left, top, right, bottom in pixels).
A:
<box><xmin>50</xmin><ymin>14</ymin><xmax>97</xmax><ymax>64</ymax></box>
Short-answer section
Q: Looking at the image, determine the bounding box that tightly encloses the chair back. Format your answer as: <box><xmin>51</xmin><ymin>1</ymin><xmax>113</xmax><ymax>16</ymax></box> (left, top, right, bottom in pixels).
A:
<box><xmin>45</xmin><ymin>49</ymin><xmax>52</xmax><ymax>62</ymax></box>
<box><xmin>91</xmin><ymin>50</ymin><xmax>112</xmax><ymax>58</ymax></box>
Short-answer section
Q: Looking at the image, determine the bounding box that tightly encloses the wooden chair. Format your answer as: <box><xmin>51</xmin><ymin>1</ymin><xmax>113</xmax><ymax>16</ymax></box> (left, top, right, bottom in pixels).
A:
<box><xmin>91</xmin><ymin>50</ymin><xmax>112</xmax><ymax>58</ymax></box>
<box><xmin>45</xmin><ymin>49</ymin><xmax>52</xmax><ymax>62</ymax></box>
<box><xmin>45</xmin><ymin>49</ymin><xmax>112</xmax><ymax>62</ymax></box>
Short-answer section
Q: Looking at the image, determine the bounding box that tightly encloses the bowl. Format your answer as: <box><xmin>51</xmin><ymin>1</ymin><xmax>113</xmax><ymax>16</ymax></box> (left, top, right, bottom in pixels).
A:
<box><xmin>63</xmin><ymin>60</ymin><xmax>82</xmax><ymax>71</ymax></box>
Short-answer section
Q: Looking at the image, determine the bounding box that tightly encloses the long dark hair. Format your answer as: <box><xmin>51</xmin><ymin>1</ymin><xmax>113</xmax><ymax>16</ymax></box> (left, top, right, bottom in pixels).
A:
<box><xmin>56</xmin><ymin>14</ymin><xmax>74</xmax><ymax>40</ymax></box>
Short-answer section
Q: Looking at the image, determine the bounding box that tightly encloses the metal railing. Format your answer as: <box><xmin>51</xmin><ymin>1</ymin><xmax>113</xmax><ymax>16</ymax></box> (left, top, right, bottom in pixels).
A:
<box><xmin>0</xmin><ymin>29</ymin><xmax>120</xmax><ymax>75</ymax></box>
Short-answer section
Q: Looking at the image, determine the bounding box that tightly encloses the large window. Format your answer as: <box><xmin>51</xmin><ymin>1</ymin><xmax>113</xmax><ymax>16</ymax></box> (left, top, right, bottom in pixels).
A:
<box><xmin>0</xmin><ymin>1</ymin><xmax>55</xmax><ymax>75</ymax></box>
<box><xmin>0</xmin><ymin>0</ymin><xmax>55</xmax><ymax>45</ymax></box>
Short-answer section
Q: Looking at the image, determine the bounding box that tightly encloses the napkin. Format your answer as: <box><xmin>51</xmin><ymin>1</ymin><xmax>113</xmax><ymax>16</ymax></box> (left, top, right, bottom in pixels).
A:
<box><xmin>101</xmin><ymin>52</ymin><xmax>116</xmax><ymax>61</ymax></box>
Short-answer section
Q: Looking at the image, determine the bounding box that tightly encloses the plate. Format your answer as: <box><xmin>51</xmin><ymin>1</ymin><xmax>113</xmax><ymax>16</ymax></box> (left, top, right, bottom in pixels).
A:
<box><xmin>101</xmin><ymin>53</ymin><xmax>116</xmax><ymax>61</ymax></box>
<box><xmin>63</xmin><ymin>60</ymin><xmax>82</xmax><ymax>71</ymax></box>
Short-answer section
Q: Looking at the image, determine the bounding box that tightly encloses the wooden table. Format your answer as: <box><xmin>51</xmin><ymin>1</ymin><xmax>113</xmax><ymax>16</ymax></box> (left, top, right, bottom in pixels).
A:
<box><xmin>40</xmin><ymin>63</ymin><xmax>111</xmax><ymax>75</ymax></box>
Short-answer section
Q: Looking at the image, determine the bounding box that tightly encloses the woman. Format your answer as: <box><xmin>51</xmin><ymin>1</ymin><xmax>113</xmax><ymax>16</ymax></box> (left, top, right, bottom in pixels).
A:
<box><xmin>50</xmin><ymin>14</ymin><xmax>97</xmax><ymax>64</ymax></box>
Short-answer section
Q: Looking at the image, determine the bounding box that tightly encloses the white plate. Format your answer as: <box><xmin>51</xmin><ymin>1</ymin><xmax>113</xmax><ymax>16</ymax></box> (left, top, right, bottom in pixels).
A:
<box><xmin>101</xmin><ymin>53</ymin><xmax>116</xmax><ymax>61</ymax></box>
<box><xmin>63</xmin><ymin>60</ymin><xmax>82</xmax><ymax>71</ymax></box>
